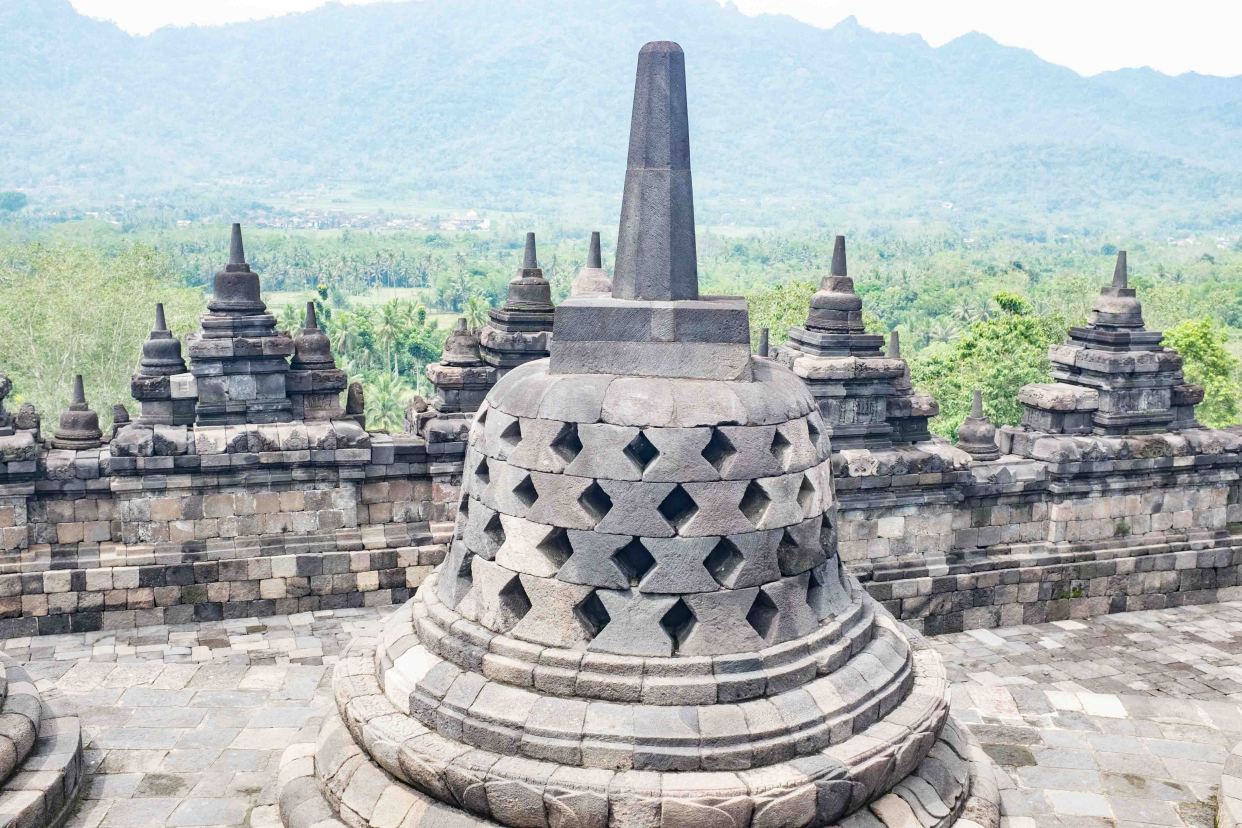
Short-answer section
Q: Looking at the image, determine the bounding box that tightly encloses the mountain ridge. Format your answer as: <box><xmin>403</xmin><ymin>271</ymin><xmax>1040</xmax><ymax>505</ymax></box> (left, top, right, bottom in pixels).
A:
<box><xmin>4</xmin><ymin>0</ymin><xmax>1242</xmax><ymax>230</ymax></box>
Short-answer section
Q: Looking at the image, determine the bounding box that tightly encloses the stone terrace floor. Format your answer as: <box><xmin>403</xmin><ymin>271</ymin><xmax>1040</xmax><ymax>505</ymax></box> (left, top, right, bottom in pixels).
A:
<box><xmin>5</xmin><ymin>601</ymin><xmax>1241</xmax><ymax>828</ymax></box>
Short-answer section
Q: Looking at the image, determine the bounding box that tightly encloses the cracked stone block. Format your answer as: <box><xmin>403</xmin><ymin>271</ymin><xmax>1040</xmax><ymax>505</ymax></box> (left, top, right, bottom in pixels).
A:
<box><xmin>593</xmin><ymin>480</ymin><xmax>679</xmax><ymax>537</ymax></box>
<box><xmin>564</xmin><ymin>424</ymin><xmax>645</xmax><ymax>481</ymax></box>
<box><xmin>716</xmin><ymin>425</ymin><xmax>786</xmax><ymax>479</ymax></box>
<box><xmin>588</xmin><ymin>590</ymin><xmax>679</xmax><ymax>657</ymax></box>
<box><xmin>556</xmin><ymin>532</ymin><xmax>633</xmax><ymax>589</ymax></box>
<box><xmin>638</xmin><ymin>536</ymin><xmax>718</xmax><ymax>593</ymax></box>
<box><xmin>472</xmin><ymin>558</ymin><xmax>533</xmax><ymax>633</ymax></box>
<box><xmin>509</xmin><ymin>575</ymin><xmax>597</xmax><ymax>649</ymax></box>
<box><xmin>703</xmin><ymin>531</ymin><xmax>783</xmax><ymax>589</ymax></box>
<box><xmin>639</xmin><ymin>427</ymin><xmax>718</xmax><ymax>482</ymax></box>
<box><xmin>495</xmin><ymin>516</ymin><xmax>570</xmax><ymax>578</ymax></box>
<box><xmin>758</xmin><ymin>574</ymin><xmax>820</xmax><ymax>644</ymax></box>
<box><xmin>525</xmin><ymin>473</ymin><xmax>605</xmax><ymax>530</ymax></box>
<box><xmin>463</xmin><ymin>502</ymin><xmax>506</xmax><ymax>561</ymax></box>
<box><xmin>680</xmin><ymin>588</ymin><xmax>766</xmax><ymax>656</ymax></box>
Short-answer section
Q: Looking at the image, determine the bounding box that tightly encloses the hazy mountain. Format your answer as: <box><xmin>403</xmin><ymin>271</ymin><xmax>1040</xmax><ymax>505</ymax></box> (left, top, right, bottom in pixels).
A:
<box><xmin>4</xmin><ymin>0</ymin><xmax>1242</xmax><ymax>230</ymax></box>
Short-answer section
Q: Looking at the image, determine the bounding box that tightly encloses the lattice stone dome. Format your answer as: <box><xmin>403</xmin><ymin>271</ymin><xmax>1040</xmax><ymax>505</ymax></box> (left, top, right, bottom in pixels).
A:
<box><xmin>441</xmin><ymin>358</ymin><xmax>848</xmax><ymax>660</ymax></box>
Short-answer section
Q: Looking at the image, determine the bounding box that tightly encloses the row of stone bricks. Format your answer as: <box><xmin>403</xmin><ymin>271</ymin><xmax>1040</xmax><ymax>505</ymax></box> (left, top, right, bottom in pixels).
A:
<box><xmin>5</xmin><ymin>519</ymin><xmax>446</xmax><ymax>571</ymax></box>
<box><xmin>8</xmin><ymin>567</ymin><xmax>419</xmax><ymax>620</ymax></box>
<box><xmin>476</xmin><ymin>409</ymin><xmax>827</xmax><ymax>482</ymax></box>
<box><xmin>1</xmin><ymin>588</ymin><xmax>418</xmax><ymax>638</ymax></box>
<box><xmin>871</xmin><ymin>543</ymin><xmax>1242</xmax><ymax>633</ymax></box>
<box><xmin>0</xmin><ymin>546</ymin><xmax>441</xmax><ymax>596</ymax></box>
<box><xmin>0</xmin><ymin>560</ymin><xmax>456</xmax><ymax>636</ymax></box>
<box><xmin>42</xmin><ymin>447</ymin><xmax>376</xmax><ymax>478</ymax></box>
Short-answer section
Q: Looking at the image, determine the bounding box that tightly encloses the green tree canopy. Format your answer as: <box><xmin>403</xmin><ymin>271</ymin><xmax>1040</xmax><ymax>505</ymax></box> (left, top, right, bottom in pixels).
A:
<box><xmin>1164</xmin><ymin>318</ymin><xmax>1241</xmax><ymax>428</ymax></box>
<box><xmin>911</xmin><ymin>294</ymin><xmax>1064</xmax><ymax>440</ymax></box>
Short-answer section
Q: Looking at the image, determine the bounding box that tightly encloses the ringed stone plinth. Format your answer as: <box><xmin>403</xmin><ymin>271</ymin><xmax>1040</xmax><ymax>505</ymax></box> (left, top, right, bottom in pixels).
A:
<box><xmin>0</xmin><ymin>654</ymin><xmax>84</xmax><ymax>827</ymax></box>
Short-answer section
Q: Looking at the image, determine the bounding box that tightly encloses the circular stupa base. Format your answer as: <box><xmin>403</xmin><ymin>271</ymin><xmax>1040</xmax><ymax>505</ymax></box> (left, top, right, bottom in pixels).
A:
<box><xmin>276</xmin><ymin>593</ymin><xmax>1000</xmax><ymax>828</ymax></box>
<box><xmin>0</xmin><ymin>654</ymin><xmax>85</xmax><ymax>827</ymax></box>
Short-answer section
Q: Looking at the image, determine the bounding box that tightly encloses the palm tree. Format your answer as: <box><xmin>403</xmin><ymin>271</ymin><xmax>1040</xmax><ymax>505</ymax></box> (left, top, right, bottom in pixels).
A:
<box><xmin>278</xmin><ymin>302</ymin><xmax>304</xmax><ymax>335</ymax></box>
<box><xmin>463</xmin><ymin>293</ymin><xmax>491</xmax><ymax>331</ymax></box>
<box><xmin>375</xmin><ymin>303</ymin><xmax>401</xmax><ymax>377</ymax></box>
<box><xmin>364</xmin><ymin>373</ymin><xmax>411</xmax><ymax>432</ymax></box>
<box><xmin>926</xmin><ymin>318</ymin><xmax>962</xmax><ymax>345</ymax></box>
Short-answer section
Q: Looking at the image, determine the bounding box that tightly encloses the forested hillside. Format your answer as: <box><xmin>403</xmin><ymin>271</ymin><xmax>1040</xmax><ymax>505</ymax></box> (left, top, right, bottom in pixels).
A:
<box><xmin>4</xmin><ymin>0</ymin><xmax>1242</xmax><ymax>230</ymax></box>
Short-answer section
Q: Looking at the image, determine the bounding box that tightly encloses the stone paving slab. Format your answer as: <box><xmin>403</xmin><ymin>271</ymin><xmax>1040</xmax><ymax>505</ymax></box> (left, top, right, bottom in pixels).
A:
<box><xmin>3</xmin><ymin>601</ymin><xmax>1238</xmax><ymax>827</ymax></box>
<box><xmin>929</xmin><ymin>601</ymin><xmax>1242</xmax><ymax>827</ymax></box>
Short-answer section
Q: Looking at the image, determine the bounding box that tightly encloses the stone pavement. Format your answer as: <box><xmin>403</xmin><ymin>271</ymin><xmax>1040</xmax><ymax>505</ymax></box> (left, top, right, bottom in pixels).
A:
<box><xmin>1</xmin><ymin>600</ymin><xmax>1237</xmax><ymax>827</ymax></box>
<box><xmin>930</xmin><ymin>601</ymin><xmax>1242</xmax><ymax>827</ymax></box>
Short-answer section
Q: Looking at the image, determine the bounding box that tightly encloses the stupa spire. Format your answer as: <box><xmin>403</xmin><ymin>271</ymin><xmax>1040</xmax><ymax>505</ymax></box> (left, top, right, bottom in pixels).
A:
<box><xmin>305</xmin><ymin>301</ymin><xmax>318</xmax><ymax>330</ymax></box>
<box><xmin>154</xmin><ymin>303</ymin><xmax>168</xmax><ymax>332</ymax></box>
<box><xmin>1113</xmin><ymin>250</ymin><xmax>1128</xmax><ymax>289</ymax></box>
<box><xmin>957</xmin><ymin>387</ymin><xmax>1000</xmax><ymax>461</ymax></box>
<box><xmin>522</xmin><ymin>232</ymin><xmax>538</xmax><ymax>270</ymax></box>
<box><xmin>887</xmin><ymin>330</ymin><xmax>901</xmax><ymax>359</ymax></box>
<box><xmin>70</xmin><ymin>374</ymin><xmax>86</xmax><ymax>408</ymax></box>
<box><xmin>587</xmin><ymin>231</ymin><xmax>602</xmax><ymax>269</ymax></box>
<box><xmin>228</xmin><ymin>223</ymin><xmax>247</xmax><ymax>270</ymax></box>
<box><xmin>613</xmin><ymin>41</ymin><xmax>698</xmax><ymax>301</ymax></box>
<box><xmin>831</xmin><ymin>234</ymin><xmax>847</xmax><ymax>277</ymax></box>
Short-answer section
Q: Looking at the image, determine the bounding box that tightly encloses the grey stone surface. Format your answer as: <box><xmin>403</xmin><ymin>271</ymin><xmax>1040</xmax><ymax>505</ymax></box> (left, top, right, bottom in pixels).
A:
<box><xmin>1016</xmin><ymin>251</ymin><xmax>1204</xmax><ymax>437</ymax></box>
<box><xmin>571</xmin><ymin>232</ymin><xmax>613</xmax><ymax>297</ymax></box>
<box><xmin>612</xmin><ymin>41</ymin><xmax>698</xmax><ymax>303</ymax></box>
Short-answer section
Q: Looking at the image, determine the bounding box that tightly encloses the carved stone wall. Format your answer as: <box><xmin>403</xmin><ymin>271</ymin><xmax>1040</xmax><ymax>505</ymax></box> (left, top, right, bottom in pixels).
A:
<box><xmin>0</xmin><ymin>426</ymin><xmax>457</xmax><ymax>636</ymax></box>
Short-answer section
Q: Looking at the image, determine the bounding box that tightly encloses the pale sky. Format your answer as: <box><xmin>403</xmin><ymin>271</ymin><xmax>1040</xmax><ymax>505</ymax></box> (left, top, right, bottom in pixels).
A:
<box><xmin>67</xmin><ymin>0</ymin><xmax>1242</xmax><ymax>77</ymax></box>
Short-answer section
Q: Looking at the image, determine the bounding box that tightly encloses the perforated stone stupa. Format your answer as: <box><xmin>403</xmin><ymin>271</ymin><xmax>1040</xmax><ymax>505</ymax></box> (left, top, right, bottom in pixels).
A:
<box><xmin>278</xmin><ymin>40</ymin><xmax>998</xmax><ymax>828</ymax></box>
<box><xmin>188</xmin><ymin>224</ymin><xmax>296</xmax><ymax>425</ymax></box>
<box><xmin>1016</xmin><ymin>251</ymin><xmax>1203</xmax><ymax>436</ymax></box>
<box><xmin>479</xmin><ymin>233</ymin><xmax>556</xmax><ymax>377</ymax></box>
<box><xmin>774</xmin><ymin>238</ymin><xmax>937</xmax><ymax>449</ymax></box>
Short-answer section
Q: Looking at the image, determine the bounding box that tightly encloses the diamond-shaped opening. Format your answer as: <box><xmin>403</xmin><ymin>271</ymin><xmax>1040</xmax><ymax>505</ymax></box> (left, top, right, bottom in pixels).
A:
<box><xmin>550</xmin><ymin>422</ymin><xmax>583</xmax><ymax>463</ymax></box>
<box><xmin>500</xmin><ymin>419</ymin><xmax>523</xmax><ymax>449</ymax></box>
<box><xmin>475</xmin><ymin>457</ymin><xmax>490</xmax><ymax>486</ymax></box>
<box><xmin>777</xmin><ymin>527</ymin><xmax>802</xmax><ymax>566</ymax></box>
<box><xmin>798</xmin><ymin>475</ymin><xmax>817</xmax><ymax>513</ymax></box>
<box><xmin>575</xmin><ymin>590</ymin><xmax>611</xmax><ymax>640</ymax></box>
<box><xmin>624</xmin><ymin>431</ymin><xmax>660</xmax><ymax>473</ymax></box>
<box><xmin>807</xmin><ymin>565</ymin><xmax>827</xmax><ymax>613</ymax></box>
<box><xmin>476</xmin><ymin>408</ymin><xmax>489</xmax><ymax>428</ymax></box>
<box><xmin>739</xmin><ymin>480</ymin><xmax>771</xmax><ymax>526</ymax></box>
<box><xmin>612</xmin><ymin>538</ymin><xmax>656</xmax><ymax>586</ymax></box>
<box><xmin>456</xmin><ymin>492</ymin><xmax>470</xmax><ymax>535</ymax></box>
<box><xmin>537</xmin><ymin>527</ymin><xmax>575</xmax><ymax>570</ymax></box>
<box><xmin>660</xmin><ymin>598</ymin><xmax>696</xmax><ymax>655</ymax></box>
<box><xmin>439</xmin><ymin>541</ymin><xmax>475</xmax><ymax>608</ymax></box>
<box><xmin>704</xmin><ymin>537</ymin><xmax>745</xmax><ymax>588</ymax></box>
<box><xmin>702</xmin><ymin>428</ymin><xmax>737</xmax><ymax>473</ymax></box>
<box><xmin>497</xmin><ymin>575</ymin><xmax>532</xmax><ymax>623</ymax></box>
<box><xmin>747</xmin><ymin>590</ymin><xmax>779</xmax><ymax>642</ymax></box>
<box><xmin>578</xmin><ymin>481</ymin><xmax>612</xmax><ymax>522</ymax></box>
<box><xmin>513</xmin><ymin>474</ymin><xmax>538</xmax><ymax>508</ymax></box>
<box><xmin>483</xmin><ymin>511</ymin><xmax>506</xmax><ymax>547</ymax></box>
<box><xmin>770</xmin><ymin>429</ymin><xmax>793</xmax><ymax>470</ymax></box>
<box><xmin>819</xmin><ymin>515</ymin><xmax>835</xmax><ymax>549</ymax></box>
<box><xmin>658</xmin><ymin>484</ymin><xmax>698</xmax><ymax>532</ymax></box>
<box><xmin>807</xmin><ymin>418</ymin><xmax>821</xmax><ymax>450</ymax></box>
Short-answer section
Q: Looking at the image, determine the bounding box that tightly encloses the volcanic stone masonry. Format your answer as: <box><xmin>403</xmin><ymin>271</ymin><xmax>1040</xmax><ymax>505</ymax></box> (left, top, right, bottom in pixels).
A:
<box><xmin>0</xmin><ymin>227</ymin><xmax>457</xmax><ymax>646</ymax></box>
<box><xmin>0</xmin><ymin>20</ymin><xmax>1238</xmax><ymax>671</ymax></box>
<box><xmin>478</xmin><ymin>232</ymin><xmax>556</xmax><ymax>378</ymax></box>
<box><xmin>276</xmin><ymin>40</ymin><xmax>1000</xmax><ymax>828</ymax></box>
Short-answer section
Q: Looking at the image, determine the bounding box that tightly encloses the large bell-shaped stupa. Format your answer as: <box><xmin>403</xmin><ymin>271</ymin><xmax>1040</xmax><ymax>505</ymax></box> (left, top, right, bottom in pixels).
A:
<box><xmin>278</xmin><ymin>40</ymin><xmax>999</xmax><ymax>828</ymax></box>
